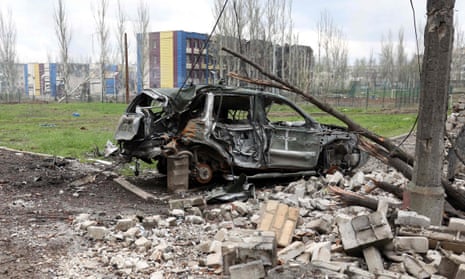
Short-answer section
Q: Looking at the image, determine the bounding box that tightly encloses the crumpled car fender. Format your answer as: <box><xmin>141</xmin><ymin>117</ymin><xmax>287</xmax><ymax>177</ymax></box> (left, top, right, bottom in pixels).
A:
<box><xmin>114</xmin><ymin>113</ymin><xmax>143</xmax><ymax>141</ymax></box>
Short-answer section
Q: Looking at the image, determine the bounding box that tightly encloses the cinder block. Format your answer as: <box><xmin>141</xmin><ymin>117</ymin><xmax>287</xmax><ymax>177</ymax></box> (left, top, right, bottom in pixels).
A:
<box><xmin>258</xmin><ymin>200</ymin><xmax>299</xmax><ymax>247</ymax></box>
<box><xmin>229</xmin><ymin>260</ymin><xmax>265</xmax><ymax>279</ymax></box>
<box><xmin>337</xmin><ymin>211</ymin><xmax>393</xmax><ymax>254</ymax></box>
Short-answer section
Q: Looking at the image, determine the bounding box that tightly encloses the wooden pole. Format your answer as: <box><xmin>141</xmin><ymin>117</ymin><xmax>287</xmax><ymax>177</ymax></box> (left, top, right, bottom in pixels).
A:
<box><xmin>124</xmin><ymin>33</ymin><xmax>130</xmax><ymax>104</ymax></box>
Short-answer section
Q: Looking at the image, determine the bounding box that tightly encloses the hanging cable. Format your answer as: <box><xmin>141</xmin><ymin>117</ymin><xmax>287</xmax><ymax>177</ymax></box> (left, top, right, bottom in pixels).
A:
<box><xmin>391</xmin><ymin>0</ymin><xmax>421</xmax><ymax>154</ymax></box>
<box><xmin>175</xmin><ymin>0</ymin><xmax>229</xmax><ymax>100</ymax></box>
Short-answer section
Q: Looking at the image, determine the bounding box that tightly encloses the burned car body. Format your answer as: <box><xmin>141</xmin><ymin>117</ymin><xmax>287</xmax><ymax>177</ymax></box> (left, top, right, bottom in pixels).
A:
<box><xmin>115</xmin><ymin>85</ymin><xmax>366</xmax><ymax>184</ymax></box>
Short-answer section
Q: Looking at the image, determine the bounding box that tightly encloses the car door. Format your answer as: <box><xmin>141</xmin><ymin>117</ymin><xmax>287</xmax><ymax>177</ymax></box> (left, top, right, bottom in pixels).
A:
<box><xmin>262</xmin><ymin>96</ymin><xmax>321</xmax><ymax>170</ymax></box>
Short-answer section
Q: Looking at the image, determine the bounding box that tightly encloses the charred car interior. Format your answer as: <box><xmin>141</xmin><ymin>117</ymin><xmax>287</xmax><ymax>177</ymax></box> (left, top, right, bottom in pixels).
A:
<box><xmin>115</xmin><ymin>85</ymin><xmax>366</xmax><ymax>185</ymax></box>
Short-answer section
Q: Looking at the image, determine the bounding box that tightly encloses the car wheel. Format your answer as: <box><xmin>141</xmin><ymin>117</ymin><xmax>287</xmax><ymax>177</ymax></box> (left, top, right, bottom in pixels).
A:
<box><xmin>194</xmin><ymin>162</ymin><xmax>213</xmax><ymax>184</ymax></box>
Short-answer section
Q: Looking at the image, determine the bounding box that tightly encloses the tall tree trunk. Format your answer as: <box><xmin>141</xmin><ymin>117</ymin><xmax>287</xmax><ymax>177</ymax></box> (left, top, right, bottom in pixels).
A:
<box><xmin>405</xmin><ymin>0</ymin><xmax>455</xmax><ymax>225</ymax></box>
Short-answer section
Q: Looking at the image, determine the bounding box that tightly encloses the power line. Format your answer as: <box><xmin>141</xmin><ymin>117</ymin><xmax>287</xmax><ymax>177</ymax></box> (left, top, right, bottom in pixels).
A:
<box><xmin>175</xmin><ymin>0</ymin><xmax>229</xmax><ymax>99</ymax></box>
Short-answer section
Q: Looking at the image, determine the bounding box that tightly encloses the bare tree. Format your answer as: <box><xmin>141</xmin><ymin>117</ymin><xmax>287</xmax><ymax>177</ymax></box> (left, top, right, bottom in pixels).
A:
<box><xmin>0</xmin><ymin>8</ymin><xmax>17</xmax><ymax>102</ymax></box>
<box><xmin>452</xmin><ymin>18</ymin><xmax>465</xmax><ymax>86</ymax></box>
<box><xmin>315</xmin><ymin>10</ymin><xmax>349</xmax><ymax>95</ymax></box>
<box><xmin>212</xmin><ymin>0</ymin><xmax>305</xmax><ymax>89</ymax></box>
<box><xmin>115</xmin><ymin>0</ymin><xmax>126</xmax><ymax>102</ymax></box>
<box><xmin>379</xmin><ymin>30</ymin><xmax>395</xmax><ymax>87</ymax></box>
<box><xmin>395</xmin><ymin>28</ymin><xmax>408</xmax><ymax>86</ymax></box>
<box><xmin>135</xmin><ymin>0</ymin><xmax>149</xmax><ymax>91</ymax></box>
<box><xmin>94</xmin><ymin>0</ymin><xmax>109</xmax><ymax>102</ymax></box>
<box><xmin>54</xmin><ymin>0</ymin><xmax>71</xmax><ymax>103</ymax></box>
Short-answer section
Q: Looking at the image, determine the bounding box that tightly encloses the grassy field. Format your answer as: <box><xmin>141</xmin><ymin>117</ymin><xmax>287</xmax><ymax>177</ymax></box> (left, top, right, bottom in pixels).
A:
<box><xmin>0</xmin><ymin>102</ymin><xmax>417</xmax><ymax>159</ymax></box>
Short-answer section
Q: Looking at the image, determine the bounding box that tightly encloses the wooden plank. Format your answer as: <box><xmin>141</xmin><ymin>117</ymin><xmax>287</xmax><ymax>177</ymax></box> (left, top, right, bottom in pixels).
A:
<box><xmin>113</xmin><ymin>177</ymin><xmax>156</xmax><ymax>201</ymax></box>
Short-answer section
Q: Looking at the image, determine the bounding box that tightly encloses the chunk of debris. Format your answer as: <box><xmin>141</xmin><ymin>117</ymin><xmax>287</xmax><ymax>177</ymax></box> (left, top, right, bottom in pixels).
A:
<box><xmin>228</xmin><ymin>260</ymin><xmax>265</xmax><ymax>279</ymax></box>
<box><xmin>336</xmin><ymin>211</ymin><xmax>393</xmax><ymax>254</ymax></box>
<box><xmin>257</xmin><ymin>200</ymin><xmax>299</xmax><ymax>247</ymax></box>
<box><xmin>395</xmin><ymin>210</ymin><xmax>431</xmax><ymax>228</ymax></box>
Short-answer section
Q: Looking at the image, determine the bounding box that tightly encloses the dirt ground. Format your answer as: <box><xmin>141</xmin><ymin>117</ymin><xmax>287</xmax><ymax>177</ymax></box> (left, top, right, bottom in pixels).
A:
<box><xmin>0</xmin><ymin>148</ymin><xmax>173</xmax><ymax>279</ymax></box>
<box><xmin>0</xmin><ymin>134</ymin><xmax>417</xmax><ymax>279</ymax></box>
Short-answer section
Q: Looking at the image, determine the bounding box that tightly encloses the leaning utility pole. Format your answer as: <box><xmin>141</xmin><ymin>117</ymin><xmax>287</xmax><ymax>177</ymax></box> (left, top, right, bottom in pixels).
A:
<box><xmin>405</xmin><ymin>0</ymin><xmax>455</xmax><ymax>225</ymax></box>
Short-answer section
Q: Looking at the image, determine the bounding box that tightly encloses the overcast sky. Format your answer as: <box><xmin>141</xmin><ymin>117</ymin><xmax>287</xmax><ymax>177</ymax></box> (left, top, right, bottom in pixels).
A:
<box><xmin>3</xmin><ymin>0</ymin><xmax>465</xmax><ymax>64</ymax></box>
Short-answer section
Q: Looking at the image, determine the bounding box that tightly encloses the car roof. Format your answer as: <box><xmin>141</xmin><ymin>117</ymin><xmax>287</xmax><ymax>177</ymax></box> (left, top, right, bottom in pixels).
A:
<box><xmin>141</xmin><ymin>84</ymin><xmax>286</xmax><ymax>112</ymax></box>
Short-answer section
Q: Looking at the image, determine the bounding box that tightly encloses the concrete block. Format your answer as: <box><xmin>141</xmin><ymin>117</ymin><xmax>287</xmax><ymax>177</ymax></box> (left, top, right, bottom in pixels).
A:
<box><xmin>311</xmin><ymin>241</ymin><xmax>331</xmax><ymax>262</ymax></box>
<box><xmin>232</xmin><ymin>201</ymin><xmax>249</xmax><ymax>216</ymax></box>
<box><xmin>135</xmin><ymin>236</ymin><xmax>152</xmax><ymax>251</ymax></box>
<box><xmin>362</xmin><ymin>246</ymin><xmax>384</xmax><ymax>273</ymax></box>
<box><xmin>115</xmin><ymin>218</ymin><xmax>137</xmax><ymax>232</ymax></box>
<box><xmin>277</xmin><ymin>241</ymin><xmax>305</xmax><ymax>263</ymax></box>
<box><xmin>170</xmin><ymin>209</ymin><xmax>185</xmax><ymax>217</ymax></box>
<box><xmin>258</xmin><ymin>200</ymin><xmax>299</xmax><ymax>247</ymax></box>
<box><xmin>142</xmin><ymin>215</ymin><xmax>160</xmax><ymax>229</ymax></box>
<box><xmin>206</xmin><ymin>252</ymin><xmax>222</xmax><ymax>268</ymax></box>
<box><xmin>395</xmin><ymin>210</ymin><xmax>431</xmax><ymax>228</ymax></box>
<box><xmin>87</xmin><ymin>226</ymin><xmax>109</xmax><ymax>240</ymax></box>
<box><xmin>337</xmin><ymin>211</ymin><xmax>393</xmax><ymax>254</ymax></box>
<box><xmin>393</xmin><ymin>236</ymin><xmax>429</xmax><ymax>253</ymax></box>
<box><xmin>229</xmin><ymin>260</ymin><xmax>265</xmax><ymax>279</ymax></box>
<box><xmin>449</xmin><ymin>218</ymin><xmax>465</xmax><ymax>232</ymax></box>
<box><xmin>326</xmin><ymin>171</ymin><xmax>344</xmax><ymax>186</ymax></box>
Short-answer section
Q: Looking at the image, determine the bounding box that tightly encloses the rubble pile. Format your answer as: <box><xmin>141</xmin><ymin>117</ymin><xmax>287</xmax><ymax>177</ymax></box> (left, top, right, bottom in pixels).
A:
<box><xmin>446</xmin><ymin>96</ymin><xmax>465</xmax><ymax>179</ymax></box>
<box><xmin>54</xmin><ymin>167</ymin><xmax>465</xmax><ymax>279</ymax></box>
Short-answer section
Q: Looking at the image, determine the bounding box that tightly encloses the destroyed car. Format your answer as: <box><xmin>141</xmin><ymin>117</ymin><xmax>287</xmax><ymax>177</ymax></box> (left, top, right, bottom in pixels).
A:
<box><xmin>115</xmin><ymin>85</ymin><xmax>366</xmax><ymax>184</ymax></box>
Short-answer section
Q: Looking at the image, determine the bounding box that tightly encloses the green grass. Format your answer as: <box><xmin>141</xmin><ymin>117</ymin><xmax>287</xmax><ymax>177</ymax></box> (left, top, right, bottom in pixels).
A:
<box><xmin>0</xmin><ymin>102</ymin><xmax>418</xmax><ymax>160</ymax></box>
<box><xmin>0</xmin><ymin>102</ymin><xmax>127</xmax><ymax>158</ymax></box>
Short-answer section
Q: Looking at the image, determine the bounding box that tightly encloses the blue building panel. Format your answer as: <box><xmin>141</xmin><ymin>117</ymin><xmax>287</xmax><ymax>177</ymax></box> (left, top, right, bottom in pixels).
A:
<box><xmin>50</xmin><ymin>63</ymin><xmax>57</xmax><ymax>97</ymax></box>
<box><xmin>176</xmin><ymin>31</ymin><xmax>187</xmax><ymax>87</ymax></box>
<box><xmin>23</xmin><ymin>64</ymin><xmax>28</xmax><ymax>96</ymax></box>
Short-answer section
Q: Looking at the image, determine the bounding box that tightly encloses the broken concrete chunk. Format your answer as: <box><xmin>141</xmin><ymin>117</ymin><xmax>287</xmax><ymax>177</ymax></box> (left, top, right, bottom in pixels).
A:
<box><xmin>231</xmin><ymin>201</ymin><xmax>249</xmax><ymax>216</ymax></box>
<box><xmin>326</xmin><ymin>171</ymin><xmax>344</xmax><ymax>186</ymax></box>
<box><xmin>185</xmin><ymin>215</ymin><xmax>205</xmax><ymax>224</ymax></box>
<box><xmin>221</xmin><ymin>229</ymin><xmax>277</xmax><ymax>269</ymax></box>
<box><xmin>449</xmin><ymin>218</ymin><xmax>465</xmax><ymax>232</ymax></box>
<box><xmin>170</xmin><ymin>209</ymin><xmax>185</xmax><ymax>217</ymax></box>
<box><xmin>277</xmin><ymin>241</ymin><xmax>305</xmax><ymax>263</ymax></box>
<box><xmin>307</xmin><ymin>216</ymin><xmax>332</xmax><ymax>234</ymax></box>
<box><xmin>349</xmin><ymin>171</ymin><xmax>365</xmax><ymax>190</ymax></box>
<box><xmin>310</xmin><ymin>241</ymin><xmax>331</xmax><ymax>263</ymax></box>
<box><xmin>115</xmin><ymin>218</ymin><xmax>137</xmax><ymax>232</ymax></box>
<box><xmin>258</xmin><ymin>200</ymin><xmax>299</xmax><ymax>247</ymax></box>
<box><xmin>395</xmin><ymin>210</ymin><xmax>431</xmax><ymax>228</ymax></box>
<box><xmin>403</xmin><ymin>254</ymin><xmax>430</xmax><ymax>279</ymax></box>
<box><xmin>135</xmin><ymin>236</ymin><xmax>152</xmax><ymax>251</ymax></box>
<box><xmin>206</xmin><ymin>252</ymin><xmax>222</xmax><ymax>268</ymax></box>
<box><xmin>229</xmin><ymin>260</ymin><xmax>265</xmax><ymax>279</ymax></box>
<box><xmin>392</xmin><ymin>237</ymin><xmax>429</xmax><ymax>253</ymax></box>
<box><xmin>87</xmin><ymin>226</ymin><xmax>109</xmax><ymax>240</ymax></box>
